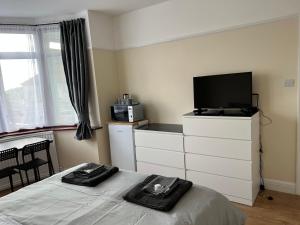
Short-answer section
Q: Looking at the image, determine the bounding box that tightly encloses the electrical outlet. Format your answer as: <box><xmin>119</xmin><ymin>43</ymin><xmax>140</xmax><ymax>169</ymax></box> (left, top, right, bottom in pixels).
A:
<box><xmin>284</xmin><ymin>79</ymin><xmax>295</xmax><ymax>87</ymax></box>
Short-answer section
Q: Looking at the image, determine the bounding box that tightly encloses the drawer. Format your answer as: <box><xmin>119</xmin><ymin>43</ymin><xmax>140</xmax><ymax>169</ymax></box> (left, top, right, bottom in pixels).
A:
<box><xmin>184</xmin><ymin>136</ymin><xmax>251</xmax><ymax>160</ymax></box>
<box><xmin>187</xmin><ymin>170</ymin><xmax>253</xmax><ymax>200</ymax></box>
<box><xmin>136</xmin><ymin>147</ymin><xmax>185</xmax><ymax>169</ymax></box>
<box><xmin>183</xmin><ymin>116</ymin><xmax>252</xmax><ymax>140</ymax></box>
<box><xmin>186</xmin><ymin>153</ymin><xmax>252</xmax><ymax>180</ymax></box>
<box><xmin>135</xmin><ymin>131</ymin><xmax>183</xmax><ymax>152</ymax></box>
<box><xmin>137</xmin><ymin>162</ymin><xmax>185</xmax><ymax>179</ymax></box>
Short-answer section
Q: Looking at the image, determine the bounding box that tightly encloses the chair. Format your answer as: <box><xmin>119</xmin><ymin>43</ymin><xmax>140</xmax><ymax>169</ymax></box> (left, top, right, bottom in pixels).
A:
<box><xmin>0</xmin><ymin>148</ymin><xmax>24</xmax><ymax>192</ymax></box>
<box><xmin>19</xmin><ymin>140</ymin><xmax>54</xmax><ymax>184</ymax></box>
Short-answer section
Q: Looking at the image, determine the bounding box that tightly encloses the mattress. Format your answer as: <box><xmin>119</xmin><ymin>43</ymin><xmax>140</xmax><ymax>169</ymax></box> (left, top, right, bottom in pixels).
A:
<box><xmin>0</xmin><ymin>164</ymin><xmax>246</xmax><ymax>225</ymax></box>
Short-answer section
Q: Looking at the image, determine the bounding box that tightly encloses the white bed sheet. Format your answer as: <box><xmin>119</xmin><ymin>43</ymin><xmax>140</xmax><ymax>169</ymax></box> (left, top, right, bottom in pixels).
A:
<box><xmin>0</xmin><ymin>164</ymin><xmax>246</xmax><ymax>225</ymax></box>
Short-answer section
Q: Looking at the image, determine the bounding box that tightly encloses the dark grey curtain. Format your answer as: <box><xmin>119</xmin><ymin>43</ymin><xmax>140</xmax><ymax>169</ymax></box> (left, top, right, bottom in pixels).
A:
<box><xmin>60</xmin><ymin>18</ymin><xmax>92</xmax><ymax>140</ymax></box>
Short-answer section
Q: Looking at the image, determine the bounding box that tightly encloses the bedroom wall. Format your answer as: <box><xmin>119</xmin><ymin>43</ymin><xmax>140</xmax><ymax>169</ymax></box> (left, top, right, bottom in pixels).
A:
<box><xmin>113</xmin><ymin>0</ymin><xmax>300</xmax><ymax>49</ymax></box>
<box><xmin>116</xmin><ymin>18</ymin><xmax>298</xmax><ymax>186</ymax></box>
<box><xmin>54</xmin><ymin>130</ymin><xmax>100</xmax><ymax>169</ymax></box>
<box><xmin>90</xmin><ymin>48</ymin><xmax>119</xmax><ymax>165</ymax></box>
<box><xmin>86</xmin><ymin>11</ymin><xmax>119</xmax><ymax>165</ymax></box>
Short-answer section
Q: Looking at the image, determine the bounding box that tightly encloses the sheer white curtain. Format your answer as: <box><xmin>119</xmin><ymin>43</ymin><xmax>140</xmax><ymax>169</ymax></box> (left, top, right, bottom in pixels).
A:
<box><xmin>38</xmin><ymin>25</ymin><xmax>77</xmax><ymax>126</ymax></box>
<box><xmin>0</xmin><ymin>24</ymin><xmax>77</xmax><ymax>133</ymax></box>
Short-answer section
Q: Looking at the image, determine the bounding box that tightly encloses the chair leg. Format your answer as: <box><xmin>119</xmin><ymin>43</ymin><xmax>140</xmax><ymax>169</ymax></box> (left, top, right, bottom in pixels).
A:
<box><xmin>48</xmin><ymin>162</ymin><xmax>54</xmax><ymax>176</ymax></box>
<box><xmin>8</xmin><ymin>175</ymin><xmax>14</xmax><ymax>192</ymax></box>
<box><xmin>48</xmin><ymin>164</ymin><xmax>51</xmax><ymax>176</ymax></box>
<box><xmin>19</xmin><ymin>170</ymin><xmax>24</xmax><ymax>187</ymax></box>
<box><xmin>46</xmin><ymin>151</ymin><xmax>55</xmax><ymax>176</ymax></box>
<box><xmin>36</xmin><ymin>168</ymin><xmax>41</xmax><ymax>181</ymax></box>
<box><xmin>51</xmin><ymin>162</ymin><xmax>55</xmax><ymax>174</ymax></box>
<box><xmin>25</xmin><ymin>170</ymin><xmax>30</xmax><ymax>185</ymax></box>
<box><xmin>33</xmin><ymin>168</ymin><xmax>38</xmax><ymax>182</ymax></box>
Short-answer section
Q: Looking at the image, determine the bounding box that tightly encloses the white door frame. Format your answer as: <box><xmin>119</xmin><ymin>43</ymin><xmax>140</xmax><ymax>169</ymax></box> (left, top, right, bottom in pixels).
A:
<box><xmin>296</xmin><ymin>14</ymin><xmax>300</xmax><ymax>195</ymax></box>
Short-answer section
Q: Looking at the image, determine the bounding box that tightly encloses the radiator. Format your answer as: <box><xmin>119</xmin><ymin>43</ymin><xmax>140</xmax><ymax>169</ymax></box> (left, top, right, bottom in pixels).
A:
<box><xmin>0</xmin><ymin>131</ymin><xmax>60</xmax><ymax>191</ymax></box>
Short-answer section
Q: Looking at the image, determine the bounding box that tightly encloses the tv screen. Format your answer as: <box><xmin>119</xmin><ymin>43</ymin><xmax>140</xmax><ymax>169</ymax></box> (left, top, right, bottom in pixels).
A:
<box><xmin>193</xmin><ymin>72</ymin><xmax>252</xmax><ymax>109</ymax></box>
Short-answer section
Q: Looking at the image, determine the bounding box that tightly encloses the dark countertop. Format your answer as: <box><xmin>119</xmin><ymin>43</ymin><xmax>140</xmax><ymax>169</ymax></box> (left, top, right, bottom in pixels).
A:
<box><xmin>135</xmin><ymin>123</ymin><xmax>183</xmax><ymax>133</ymax></box>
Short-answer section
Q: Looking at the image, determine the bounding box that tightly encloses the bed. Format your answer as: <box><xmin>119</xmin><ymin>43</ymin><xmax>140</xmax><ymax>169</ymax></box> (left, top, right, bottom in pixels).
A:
<box><xmin>0</xmin><ymin>164</ymin><xmax>245</xmax><ymax>225</ymax></box>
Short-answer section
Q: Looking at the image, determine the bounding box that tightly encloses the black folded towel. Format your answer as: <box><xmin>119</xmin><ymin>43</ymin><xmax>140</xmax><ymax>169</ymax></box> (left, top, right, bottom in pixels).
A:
<box><xmin>62</xmin><ymin>163</ymin><xmax>119</xmax><ymax>187</ymax></box>
<box><xmin>142</xmin><ymin>176</ymin><xmax>179</xmax><ymax>197</ymax></box>
<box><xmin>123</xmin><ymin>175</ymin><xmax>193</xmax><ymax>211</ymax></box>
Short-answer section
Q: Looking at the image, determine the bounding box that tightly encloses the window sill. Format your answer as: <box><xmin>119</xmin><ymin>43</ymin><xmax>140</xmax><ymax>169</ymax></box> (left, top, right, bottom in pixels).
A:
<box><xmin>0</xmin><ymin>125</ymin><xmax>102</xmax><ymax>139</ymax></box>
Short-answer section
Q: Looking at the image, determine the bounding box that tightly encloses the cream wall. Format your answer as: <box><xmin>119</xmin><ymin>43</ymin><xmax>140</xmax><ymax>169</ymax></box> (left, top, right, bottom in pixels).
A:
<box><xmin>297</xmin><ymin>16</ymin><xmax>300</xmax><ymax>194</ymax></box>
<box><xmin>86</xmin><ymin>11</ymin><xmax>120</xmax><ymax>165</ymax></box>
<box><xmin>54</xmin><ymin>130</ymin><xmax>100</xmax><ymax>169</ymax></box>
<box><xmin>116</xmin><ymin>17</ymin><xmax>298</xmax><ymax>183</ymax></box>
<box><xmin>87</xmin><ymin>10</ymin><xmax>115</xmax><ymax>50</ymax></box>
<box><xmin>113</xmin><ymin>0</ymin><xmax>300</xmax><ymax>49</ymax></box>
<box><xmin>91</xmin><ymin>48</ymin><xmax>119</xmax><ymax>164</ymax></box>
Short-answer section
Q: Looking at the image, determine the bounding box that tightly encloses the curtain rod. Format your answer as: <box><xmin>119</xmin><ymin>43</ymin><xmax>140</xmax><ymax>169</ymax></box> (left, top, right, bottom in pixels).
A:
<box><xmin>0</xmin><ymin>22</ymin><xmax>60</xmax><ymax>26</ymax></box>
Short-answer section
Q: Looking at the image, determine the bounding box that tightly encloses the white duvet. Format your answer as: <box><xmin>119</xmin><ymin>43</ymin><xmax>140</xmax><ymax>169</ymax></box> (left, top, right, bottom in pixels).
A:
<box><xmin>0</xmin><ymin>164</ymin><xmax>245</xmax><ymax>225</ymax></box>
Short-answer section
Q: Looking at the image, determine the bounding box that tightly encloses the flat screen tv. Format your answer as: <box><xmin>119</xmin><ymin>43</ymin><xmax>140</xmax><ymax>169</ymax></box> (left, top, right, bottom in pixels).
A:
<box><xmin>193</xmin><ymin>72</ymin><xmax>252</xmax><ymax>110</ymax></box>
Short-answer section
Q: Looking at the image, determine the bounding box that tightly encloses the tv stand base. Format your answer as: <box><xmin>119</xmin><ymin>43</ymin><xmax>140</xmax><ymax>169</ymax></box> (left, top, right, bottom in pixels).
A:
<box><xmin>193</xmin><ymin>108</ymin><xmax>258</xmax><ymax>117</ymax></box>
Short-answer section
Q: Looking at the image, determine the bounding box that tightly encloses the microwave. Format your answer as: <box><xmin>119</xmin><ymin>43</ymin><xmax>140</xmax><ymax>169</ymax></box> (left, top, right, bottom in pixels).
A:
<box><xmin>111</xmin><ymin>104</ymin><xmax>144</xmax><ymax>122</ymax></box>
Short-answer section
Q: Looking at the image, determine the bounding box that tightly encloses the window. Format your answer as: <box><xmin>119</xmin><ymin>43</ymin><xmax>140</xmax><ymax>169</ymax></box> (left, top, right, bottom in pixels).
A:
<box><xmin>0</xmin><ymin>25</ymin><xmax>77</xmax><ymax>133</ymax></box>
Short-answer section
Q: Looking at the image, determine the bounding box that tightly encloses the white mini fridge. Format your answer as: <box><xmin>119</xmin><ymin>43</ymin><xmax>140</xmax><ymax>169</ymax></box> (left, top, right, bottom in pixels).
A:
<box><xmin>108</xmin><ymin>120</ymin><xmax>148</xmax><ymax>171</ymax></box>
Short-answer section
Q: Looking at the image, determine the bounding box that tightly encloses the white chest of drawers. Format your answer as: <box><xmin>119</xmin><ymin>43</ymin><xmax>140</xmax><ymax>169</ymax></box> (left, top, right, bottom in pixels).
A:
<box><xmin>134</xmin><ymin>124</ymin><xmax>185</xmax><ymax>179</ymax></box>
<box><xmin>133</xmin><ymin>114</ymin><xmax>259</xmax><ymax>206</ymax></box>
<box><xmin>183</xmin><ymin>112</ymin><xmax>260</xmax><ymax>206</ymax></box>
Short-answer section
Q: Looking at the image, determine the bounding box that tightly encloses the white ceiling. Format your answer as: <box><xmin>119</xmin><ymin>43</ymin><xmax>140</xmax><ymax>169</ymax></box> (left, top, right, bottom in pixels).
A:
<box><xmin>0</xmin><ymin>0</ymin><xmax>169</xmax><ymax>18</ymax></box>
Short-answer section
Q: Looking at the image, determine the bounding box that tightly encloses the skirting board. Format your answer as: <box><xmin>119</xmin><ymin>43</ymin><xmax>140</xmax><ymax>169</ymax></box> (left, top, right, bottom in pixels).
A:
<box><xmin>264</xmin><ymin>178</ymin><xmax>296</xmax><ymax>194</ymax></box>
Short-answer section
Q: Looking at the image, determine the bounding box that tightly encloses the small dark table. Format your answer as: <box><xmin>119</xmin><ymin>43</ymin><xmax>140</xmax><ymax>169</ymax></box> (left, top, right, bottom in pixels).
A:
<box><xmin>0</xmin><ymin>137</ymin><xmax>53</xmax><ymax>183</ymax></box>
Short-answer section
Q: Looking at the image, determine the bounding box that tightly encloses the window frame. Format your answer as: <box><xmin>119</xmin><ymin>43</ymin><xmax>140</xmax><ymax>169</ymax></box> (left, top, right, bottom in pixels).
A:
<box><xmin>0</xmin><ymin>25</ymin><xmax>77</xmax><ymax>133</ymax></box>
